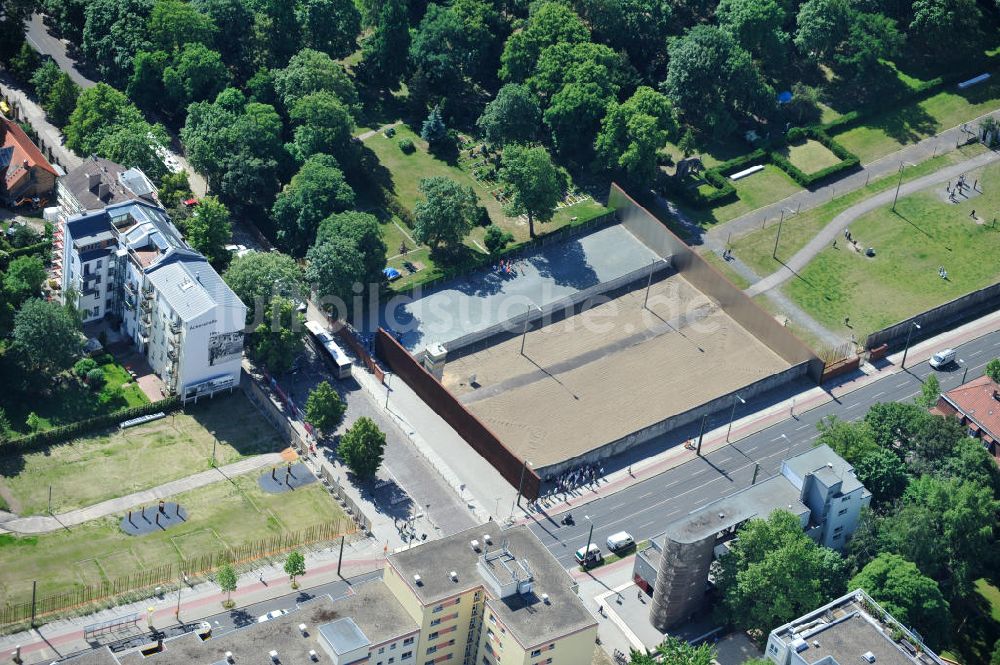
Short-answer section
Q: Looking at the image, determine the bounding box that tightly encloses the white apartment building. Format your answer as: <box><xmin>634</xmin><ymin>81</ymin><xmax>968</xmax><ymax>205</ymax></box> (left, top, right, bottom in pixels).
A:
<box><xmin>60</xmin><ymin>199</ymin><xmax>246</xmax><ymax>400</ymax></box>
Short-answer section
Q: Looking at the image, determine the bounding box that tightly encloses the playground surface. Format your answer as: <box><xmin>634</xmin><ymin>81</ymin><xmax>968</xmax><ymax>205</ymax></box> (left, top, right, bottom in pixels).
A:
<box><xmin>441</xmin><ymin>273</ymin><xmax>789</xmax><ymax>468</ymax></box>
<box><xmin>376</xmin><ymin>223</ymin><xmax>660</xmax><ymax>354</ymax></box>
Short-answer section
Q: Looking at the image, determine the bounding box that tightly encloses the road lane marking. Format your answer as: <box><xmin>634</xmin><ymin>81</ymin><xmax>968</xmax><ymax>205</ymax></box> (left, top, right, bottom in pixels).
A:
<box><xmin>896</xmin><ymin>382</ymin><xmax>909</xmax><ymax>388</ymax></box>
<box><xmin>872</xmin><ymin>392</ymin><xmax>885</xmax><ymax>399</ymax></box>
<box><xmin>846</xmin><ymin>402</ymin><xmax>861</xmax><ymax>410</ymax></box>
<box><xmin>795</xmin><ymin>424</ymin><xmax>810</xmax><ymax>431</ymax></box>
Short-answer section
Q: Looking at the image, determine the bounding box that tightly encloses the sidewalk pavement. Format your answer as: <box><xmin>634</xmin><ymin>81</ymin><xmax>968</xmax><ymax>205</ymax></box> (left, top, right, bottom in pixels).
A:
<box><xmin>704</xmin><ymin>107</ymin><xmax>1000</xmax><ymax>249</ymax></box>
<box><xmin>0</xmin><ymin>453</ymin><xmax>285</xmax><ymax>535</ymax></box>
<box><xmin>0</xmin><ymin>537</ymin><xmax>389</xmax><ymax>664</ymax></box>
<box><xmin>511</xmin><ymin>306</ymin><xmax>1000</xmax><ymax>523</ymax></box>
<box><xmin>0</xmin><ymin>74</ymin><xmax>81</xmax><ymax>173</ymax></box>
<box><xmin>746</xmin><ymin>147</ymin><xmax>1000</xmax><ymax>296</ymax></box>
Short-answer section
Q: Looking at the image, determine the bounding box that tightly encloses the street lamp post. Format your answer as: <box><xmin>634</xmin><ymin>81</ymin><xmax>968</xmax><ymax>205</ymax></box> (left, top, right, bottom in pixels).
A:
<box><xmin>958</xmin><ymin>358</ymin><xmax>969</xmax><ymax>384</ymax></box>
<box><xmin>511</xmin><ymin>459</ymin><xmax>532</xmax><ymax>516</ymax></box>
<box><xmin>695</xmin><ymin>414</ymin><xmax>708</xmax><ymax>456</ymax></box>
<box><xmin>726</xmin><ymin>394</ymin><xmax>746</xmax><ymax>442</ymax></box>
<box><xmin>891</xmin><ymin>162</ymin><xmax>915</xmax><ymax>212</ymax></box>
<box><xmin>520</xmin><ymin>304</ymin><xmax>536</xmax><ymax>356</ymax></box>
<box><xmin>772</xmin><ymin>209</ymin><xmax>788</xmax><ymax>259</ymax></box>
<box><xmin>585</xmin><ymin>515</ymin><xmax>594</xmax><ymax>554</ymax></box>
<box><xmin>900</xmin><ymin>321</ymin><xmax>921</xmax><ymax>369</ymax></box>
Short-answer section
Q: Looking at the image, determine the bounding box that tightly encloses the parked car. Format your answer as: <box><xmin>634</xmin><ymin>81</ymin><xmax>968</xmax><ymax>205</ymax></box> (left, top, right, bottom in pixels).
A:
<box><xmin>929</xmin><ymin>348</ymin><xmax>956</xmax><ymax>369</ymax></box>
<box><xmin>257</xmin><ymin>609</ymin><xmax>289</xmax><ymax>623</ymax></box>
<box><xmin>606</xmin><ymin>531</ymin><xmax>635</xmax><ymax>553</ymax></box>
<box><xmin>575</xmin><ymin>543</ymin><xmax>603</xmax><ymax>567</ymax></box>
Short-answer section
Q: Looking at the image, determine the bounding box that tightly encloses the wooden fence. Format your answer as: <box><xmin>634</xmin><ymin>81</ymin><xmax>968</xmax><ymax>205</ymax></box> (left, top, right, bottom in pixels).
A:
<box><xmin>0</xmin><ymin>519</ymin><xmax>352</xmax><ymax>629</ymax></box>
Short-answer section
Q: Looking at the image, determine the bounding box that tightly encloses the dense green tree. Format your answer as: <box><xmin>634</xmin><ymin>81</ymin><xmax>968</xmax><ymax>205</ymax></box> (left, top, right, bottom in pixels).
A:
<box><xmin>663</xmin><ymin>25</ymin><xmax>773</xmax><ymax>136</ymax></box>
<box><xmin>315</xmin><ymin>211</ymin><xmax>387</xmax><ymax>287</ymax></box>
<box><xmin>573</xmin><ymin>0</ymin><xmax>673</xmax><ymax>77</ymax></box>
<box><xmin>916</xmin><ymin>374</ymin><xmax>941</xmax><ymax>409</ymax></box>
<box><xmin>248</xmin><ymin>0</ymin><xmax>301</xmax><ymax>68</ymax></box>
<box><xmin>877</xmin><ymin>476</ymin><xmax>998</xmax><ymax>598</ymax></box>
<box><xmin>835</xmin><ymin>11</ymin><xmax>903</xmax><ymax>102</ymax></box>
<box><xmin>287</xmin><ymin>92</ymin><xmax>356</xmax><ymax>165</ymax></box>
<box><xmin>864</xmin><ymin>401</ymin><xmax>927</xmax><ymax>453</ymax></box>
<box><xmin>41</xmin><ymin>0</ymin><xmax>88</xmax><ymax>43</ymax></box>
<box><xmin>409</xmin><ymin>4</ymin><xmax>473</xmax><ymax>97</ymax></box>
<box><xmin>361</xmin><ymin>0</ymin><xmax>410</xmax><ymax>87</ymax></box>
<box><xmin>986</xmin><ymin>358</ymin><xmax>1000</xmax><ymax>383</ymax></box>
<box><xmin>97</xmin><ymin>122</ymin><xmax>170</xmax><ymax>180</ymax></box>
<box><xmin>500</xmin><ymin>3</ymin><xmax>590</xmax><ymax>82</ymax></box>
<box><xmin>420</xmin><ymin>105</ymin><xmax>448</xmax><ymax>145</ymax></box>
<box><xmin>224</xmin><ymin>251</ymin><xmax>305</xmax><ymax>320</ymax></box>
<box><xmin>274</xmin><ymin>48</ymin><xmax>360</xmax><ymax>114</ymax></box>
<box><xmin>284</xmin><ymin>550</ymin><xmax>306</xmax><ymax>588</ymax></box>
<box><xmin>484</xmin><ymin>225</ymin><xmax>513</xmax><ymax>254</ymax></box>
<box><xmin>29</xmin><ymin>59</ymin><xmax>62</xmax><ymax>98</ymax></box>
<box><xmin>305</xmin><ymin>380</ymin><xmax>347</xmax><ymax>434</ymax></box>
<box><xmin>596</xmin><ymin>86</ymin><xmax>676</xmax><ymax>184</ymax></box>
<box><xmin>476</xmin><ymin>84</ymin><xmax>541</xmax><ymax>147</ymax></box>
<box><xmin>128</xmin><ymin>49</ymin><xmax>170</xmax><ymax>110</ymax></box>
<box><xmin>272</xmin><ymin>154</ymin><xmax>355</xmax><ymax>255</ymax></box>
<box><xmin>716</xmin><ymin>0</ymin><xmax>788</xmax><ymax>68</ymax></box>
<box><xmin>338</xmin><ymin>416</ymin><xmax>386</xmax><ymax>478</ymax></box>
<box><xmin>182</xmin><ymin>88</ymin><xmax>286</xmax><ymax>208</ymax></box>
<box><xmin>815</xmin><ymin>415</ymin><xmax>878</xmax><ymax>465</ymax></box>
<box><xmin>794</xmin><ymin>0</ymin><xmax>852</xmax><ymax>60</ymax></box>
<box><xmin>306</xmin><ymin>236</ymin><xmax>365</xmax><ymax>303</ymax></box>
<box><xmin>413</xmin><ymin>177</ymin><xmax>479</xmax><ymax>250</ymax></box>
<box><xmin>543</xmin><ymin>82</ymin><xmax>614</xmax><ymax>162</ymax></box>
<box><xmin>12</xmin><ymin>299</ymin><xmax>82</xmax><ymax>375</ymax></box>
<box><xmin>853</xmin><ymin>448</ymin><xmax>909</xmax><ymax>507</ymax></box>
<box><xmin>906</xmin><ymin>413</ymin><xmax>963</xmax><ymax>474</ymax></box>
<box><xmin>148</xmin><ymin>0</ymin><xmax>216</xmax><ymax>52</ymax></box>
<box><xmin>250</xmin><ymin>297</ymin><xmax>305</xmax><ymax>374</ymax></box>
<box><xmin>158</xmin><ymin>170</ymin><xmax>193</xmax><ymax>208</ymax></box>
<box><xmin>629</xmin><ymin>636</ymin><xmax>715</xmax><ymax>665</ymax></box>
<box><xmin>216</xmin><ymin>563</ymin><xmax>237</xmax><ymax>606</ymax></box>
<box><xmin>849</xmin><ymin>553</ymin><xmax>950</xmax><ymax>649</ymax></box>
<box><xmin>162</xmin><ymin>42</ymin><xmax>229</xmax><ymax>114</ymax></box>
<box><xmin>296</xmin><ymin>0</ymin><xmax>361</xmax><ymax>60</ymax></box>
<box><xmin>64</xmin><ymin>83</ymin><xmax>145</xmax><ymax>155</ymax></box>
<box><xmin>498</xmin><ymin>143</ymin><xmax>566</xmax><ymax>237</ymax></box>
<box><xmin>527</xmin><ymin>41</ymin><xmax>627</xmax><ymax>102</ymax></box>
<box><xmin>44</xmin><ymin>72</ymin><xmax>82</xmax><ymax>127</ymax></box>
<box><xmin>715</xmin><ymin>511</ymin><xmax>847</xmax><ymax>635</ymax></box>
<box><xmin>185</xmin><ymin>195</ymin><xmax>232</xmax><ymax>266</ymax></box>
<box><xmin>82</xmin><ymin>0</ymin><xmax>154</xmax><ymax>86</ymax></box>
<box><xmin>192</xmin><ymin>0</ymin><xmax>255</xmax><ymax>79</ymax></box>
<box><xmin>0</xmin><ymin>0</ymin><xmax>38</xmax><ymax>65</ymax></box>
<box><xmin>910</xmin><ymin>0</ymin><xmax>982</xmax><ymax>61</ymax></box>
<box><xmin>3</xmin><ymin>256</ymin><xmax>46</xmax><ymax>304</ymax></box>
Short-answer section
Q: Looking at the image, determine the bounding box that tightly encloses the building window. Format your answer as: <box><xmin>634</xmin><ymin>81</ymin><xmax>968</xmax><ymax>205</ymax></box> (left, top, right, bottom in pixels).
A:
<box><xmin>838</xmin><ymin>508</ymin><xmax>848</xmax><ymax>516</ymax></box>
<box><xmin>531</xmin><ymin>650</ymin><xmax>542</xmax><ymax>657</ymax></box>
<box><xmin>389</xmin><ymin>659</ymin><xmax>395</xmax><ymax>664</ymax></box>
<box><xmin>430</xmin><ymin>618</ymin><xmax>441</xmax><ymax>627</ymax></box>
<box><xmin>429</xmin><ymin>632</ymin><xmax>438</xmax><ymax>640</ymax></box>
<box><xmin>404</xmin><ymin>637</ymin><xmax>414</xmax><ymax>646</ymax></box>
<box><xmin>833</xmin><ymin>533</ymin><xmax>842</xmax><ymax>540</ymax></box>
<box><xmin>379</xmin><ymin>647</ymin><xmax>385</xmax><ymax>654</ymax></box>
<box><xmin>432</xmin><ymin>604</ymin><xmax>443</xmax><ymax>613</ymax></box>
<box><xmin>391</xmin><ymin>644</ymin><xmax>397</xmax><ymax>651</ymax></box>
<box><xmin>427</xmin><ymin>647</ymin><xmax>437</xmax><ymax>655</ymax></box>
<box><xmin>402</xmin><ymin>652</ymin><xmax>412</xmax><ymax>660</ymax></box>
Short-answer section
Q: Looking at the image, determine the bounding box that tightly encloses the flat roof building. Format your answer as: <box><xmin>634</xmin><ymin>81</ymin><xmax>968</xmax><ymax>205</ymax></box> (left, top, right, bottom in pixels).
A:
<box><xmin>764</xmin><ymin>589</ymin><xmax>944</xmax><ymax>665</ymax></box>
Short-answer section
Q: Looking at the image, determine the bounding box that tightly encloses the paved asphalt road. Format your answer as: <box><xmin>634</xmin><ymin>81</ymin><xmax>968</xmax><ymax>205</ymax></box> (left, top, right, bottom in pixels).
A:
<box><xmin>529</xmin><ymin>330</ymin><xmax>1000</xmax><ymax>568</ymax></box>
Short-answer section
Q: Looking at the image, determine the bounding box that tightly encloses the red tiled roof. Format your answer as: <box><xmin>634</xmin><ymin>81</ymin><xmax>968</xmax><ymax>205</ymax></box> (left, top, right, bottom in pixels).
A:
<box><xmin>0</xmin><ymin>116</ymin><xmax>59</xmax><ymax>179</ymax></box>
<box><xmin>941</xmin><ymin>375</ymin><xmax>1000</xmax><ymax>441</ymax></box>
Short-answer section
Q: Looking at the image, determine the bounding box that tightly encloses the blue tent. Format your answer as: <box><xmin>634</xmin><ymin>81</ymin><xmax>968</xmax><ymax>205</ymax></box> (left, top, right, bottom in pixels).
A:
<box><xmin>777</xmin><ymin>90</ymin><xmax>793</xmax><ymax>104</ymax></box>
<box><xmin>383</xmin><ymin>267</ymin><xmax>402</xmax><ymax>280</ymax></box>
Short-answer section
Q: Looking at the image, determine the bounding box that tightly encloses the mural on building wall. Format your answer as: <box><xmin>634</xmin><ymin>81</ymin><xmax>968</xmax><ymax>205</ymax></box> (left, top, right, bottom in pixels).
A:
<box><xmin>208</xmin><ymin>331</ymin><xmax>243</xmax><ymax>365</ymax></box>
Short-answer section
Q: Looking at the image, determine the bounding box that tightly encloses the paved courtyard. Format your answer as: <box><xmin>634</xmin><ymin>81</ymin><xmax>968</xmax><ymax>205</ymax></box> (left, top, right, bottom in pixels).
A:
<box><xmin>373</xmin><ymin>224</ymin><xmax>660</xmax><ymax>353</ymax></box>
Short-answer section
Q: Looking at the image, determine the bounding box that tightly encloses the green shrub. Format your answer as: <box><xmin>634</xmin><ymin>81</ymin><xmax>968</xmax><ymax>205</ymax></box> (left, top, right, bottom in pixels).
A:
<box><xmin>97</xmin><ymin>353</ymin><xmax>115</xmax><ymax>365</ymax></box>
<box><xmin>85</xmin><ymin>368</ymin><xmax>106</xmax><ymax>389</ymax></box>
<box><xmin>484</xmin><ymin>225</ymin><xmax>513</xmax><ymax>254</ymax></box>
<box><xmin>73</xmin><ymin>358</ymin><xmax>97</xmax><ymax>378</ymax></box>
<box><xmin>769</xmin><ymin>128</ymin><xmax>860</xmax><ymax>187</ymax></box>
<box><xmin>398</xmin><ymin>138</ymin><xmax>415</xmax><ymax>154</ymax></box>
<box><xmin>383</xmin><ymin>126</ymin><xmax>396</xmax><ymax>138</ymax></box>
<box><xmin>384</xmin><ymin>192</ymin><xmax>416</xmax><ymax>228</ymax></box>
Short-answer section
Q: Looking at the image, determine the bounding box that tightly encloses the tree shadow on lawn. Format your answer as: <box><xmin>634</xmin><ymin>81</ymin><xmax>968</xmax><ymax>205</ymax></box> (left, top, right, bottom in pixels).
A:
<box><xmin>950</xmin><ymin>590</ymin><xmax>1000</xmax><ymax>665</ymax></box>
<box><xmin>355</xmin><ymin>147</ymin><xmax>395</xmax><ymax>203</ymax></box>
<box><xmin>186</xmin><ymin>393</ymin><xmax>287</xmax><ymax>457</ymax></box>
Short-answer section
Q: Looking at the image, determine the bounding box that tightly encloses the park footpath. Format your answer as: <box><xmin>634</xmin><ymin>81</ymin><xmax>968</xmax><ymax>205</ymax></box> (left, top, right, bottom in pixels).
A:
<box><xmin>0</xmin><ymin>453</ymin><xmax>285</xmax><ymax>534</ymax></box>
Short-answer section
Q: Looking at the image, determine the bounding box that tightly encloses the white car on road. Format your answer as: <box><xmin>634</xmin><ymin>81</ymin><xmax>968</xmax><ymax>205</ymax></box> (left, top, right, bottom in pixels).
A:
<box><xmin>257</xmin><ymin>609</ymin><xmax>289</xmax><ymax>623</ymax></box>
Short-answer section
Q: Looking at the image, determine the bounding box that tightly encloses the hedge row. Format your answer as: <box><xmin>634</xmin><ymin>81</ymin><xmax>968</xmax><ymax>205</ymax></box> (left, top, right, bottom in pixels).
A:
<box><xmin>0</xmin><ymin>240</ymin><xmax>52</xmax><ymax>268</ymax></box>
<box><xmin>665</xmin><ymin>149</ymin><xmax>768</xmax><ymax>207</ymax></box>
<box><xmin>771</xmin><ymin>127</ymin><xmax>860</xmax><ymax>187</ymax></box>
<box><xmin>3</xmin><ymin>397</ymin><xmax>183</xmax><ymax>453</ymax></box>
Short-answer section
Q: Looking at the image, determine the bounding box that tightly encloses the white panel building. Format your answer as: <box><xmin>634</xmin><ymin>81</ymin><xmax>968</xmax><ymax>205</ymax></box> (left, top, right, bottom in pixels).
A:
<box><xmin>60</xmin><ymin>199</ymin><xmax>246</xmax><ymax>400</ymax></box>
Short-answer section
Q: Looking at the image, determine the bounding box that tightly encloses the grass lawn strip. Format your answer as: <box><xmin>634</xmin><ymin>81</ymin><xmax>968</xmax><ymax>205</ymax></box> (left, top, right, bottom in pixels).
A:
<box><xmin>0</xmin><ymin>475</ymin><xmax>344</xmax><ymax>604</ymax></box>
<box><xmin>0</xmin><ymin>393</ymin><xmax>282</xmax><ymax>515</ymax></box>
<box><xmin>683</xmin><ymin>164</ymin><xmax>802</xmax><ymax>227</ymax></box>
<box><xmin>785</xmin><ymin>159</ymin><xmax>1000</xmax><ymax>343</ymax></box>
<box><xmin>729</xmin><ymin>144</ymin><xmax>986</xmax><ymax>278</ymax></box>
<box><xmin>751</xmin><ymin>293</ymin><xmax>829</xmax><ymax>355</ymax></box>
<box><xmin>832</xmin><ymin>79</ymin><xmax>1000</xmax><ymax>163</ymax></box>
<box><xmin>779</xmin><ymin>139</ymin><xmax>842</xmax><ymax>174</ymax></box>
<box><xmin>698</xmin><ymin>250</ymin><xmax>751</xmax><ymax>290</ymax></box>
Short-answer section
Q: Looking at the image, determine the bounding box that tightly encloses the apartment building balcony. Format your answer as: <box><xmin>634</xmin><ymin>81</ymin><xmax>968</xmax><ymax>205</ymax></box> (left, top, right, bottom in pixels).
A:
<box><xmin>140</xmin><ymin>298</ymin><xmax>152</xmax><ymax>313</ymax></box>
<box><xmin>169</xmin><ymin>320</ymin><xmax>181</xmax><ymax>335</ymax></box>
<box><xmin>124</xmin><ymin>282</ymin><xmax>136</xmax><ymax>296</ymax></box>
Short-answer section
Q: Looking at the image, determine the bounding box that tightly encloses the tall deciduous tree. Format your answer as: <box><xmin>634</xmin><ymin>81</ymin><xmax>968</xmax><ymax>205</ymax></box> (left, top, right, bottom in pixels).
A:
<box><xmin>306</xmin><ymin>236</ymin><xmax>365</xmax><ymax>303</ymax></box>
<box><xmin>297</xmin><ymin>0</ymin><xmax>361</xmax><ymax>60</ymax></box>
<box><xmin>64</xmin><ymin>83</ymin><xmax>145</xmax><ymax>155</ymax></box>
<box><xmin>910</xmin><ymin>0</ymin><xmax>982</xmax><ymax>61</ymax></box>
<box><xmin>338</xmin><ymin>416</ymin><xmax>386</xmax><ymax>479</ymax></box>
<box><xmin>793</xmin><ymin>0</ymin><xmax>852</xmax><ymax>61</ymax></box>
<box><xmin>853</xmin><ymin>448</ymin><xmax>909</xmax><ymax>507</ymax></box>
<box><xmin>714</xmin><ymin>511</ymin><xmax>848</xmax><ymax>635</ymax></box>
<box><xmin>185</xmin><ymin>196</ymin><xmax>232</xmax><ymax>266</ymax></box>
<box><xmin>148</xmin><ymin>0</ymin><xmax>216</xmax><ymax>52</ymax></box>
<box><xmin>850</xmin><ymin>553</ymin><xmax>949</xmax><ymax>649</ymax></box>
<box><xmin>361</xmin><ymin>0</ymin><xmax>410</xmax><ymax>87</ymax></box>
<box><xmin>82</xmin><ymin>0</ymin><xmax>154</xmax><ymax>86</ymax></box>
<box><xmin>413</xmin><ymin>177</ymin><xmax>479</xmax><ymax>249</ymax></box>
<box><xmin>0</xmin><ymin>0</ymin><xmax>37</xmax><ymax>64</ymax></box>
<box><xmin>543</xmin><ymin>81</ymin><xmax>614</xmax><ymax>162</ymax></box>
<box><xmin>216</xmin><ymin>563</ymin><xmax>237</xmax><ymax>606</ymax></box>
<box><xmin>573</xmin><ymin>0</ymin><xmax>673</xmax><ymax>77</ymax></box>
<box><xmin>162</xmin><ymin>42</ymin><xmax>229</xmax><ymax>114</ymax></box>
<box><xmin>499</xmin><ymin>2</ymin><xmax>589</xmax><ymax>83</ymax></box>
<box><xmin>715</xmin><ymin>0</ymin><xmax>788</xmax><ymax>68</ymax></box>
<box><xmin>498</xmin><ymin>144</ymin><xmax>566</xmax><ymax>237</ymax></box>
<box><xmin>863</xmin><ymin>401</ymin><xmax>927</xmax><ymax>453</ymax></box>
<box><xmin>596</xmin><ymin>86</ymin><xmax>676</xmax><ymax>184</ymax></box>
<box><xmin>815</xmin><ymin>415</ymin><xmax>878</xmax><ymax>465</ymax></box>
<box><xmin>288</xmin><ymin>92</ymin><xmax>356</xmax><ymax>165</ymax></box>
<box><xmin>917</xmin><ymin>374</ymin><xmax>940</xmax><ymax>409</ymax></box>
<box><xmin>224</xmin><ymin>251</ymin><xmax>305</xmax><ymax>321</ymax></box>
<box><xmin>251</xmin><ymin>297</ymin><xmax>305</xmax><ymax>374</ymax></box>
<box><xmin>12</xmin><ymin>299</ymin><xmax>82</xmax><ymax>375</ymax></box>
<box><xmin>272</xmin><ymin>154</ymin><xmax>355</xmax><ymax>256</ymax></box>
<box><xmin>315</xmin><ymin>211</ymin><xmax>387</xmax><ymax>287</ymax></box>
<box><xmin>305</xmin><ymin>380</ymin><xmax>347</xmax><ymax>434</ymax></box>
<box><xmin>192</xmin><ymin>0</ymin><xmax>255</xmax><ymax>80</ymax></box>
<box><xmin>477</xmin><ymin>84</ymin><xmax>541</xmax><ymax>147</ymax></box>
<box><xmin>274</xmin><ymin>48</ymin><xmax>360</xmax><ymax>114</ymax></box>
<box><xmin>284</xmin><ymin>550</ymin><xmax>306</xmax><ymax>588</ymax></box>
<box><xmin>3</xmin><ymin>256</ymin><xmax>47</xmax><ymax>304</ymax></box>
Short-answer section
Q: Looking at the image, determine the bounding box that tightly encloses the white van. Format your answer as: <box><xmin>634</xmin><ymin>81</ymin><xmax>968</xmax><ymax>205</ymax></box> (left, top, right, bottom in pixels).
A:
<box><xmin>575</xmin><ymin>543</ymin><xmax>603</xmax><ymax>567</ymax></box>
<box><xmin>606</xmin><ymin>531</ymin><xmax>635</xmax><ymax>553</ymax></box>
<box><xmin>929</xmin><ymin>348</ymin><xmax>956</xmax><ymax>369</ymax></box>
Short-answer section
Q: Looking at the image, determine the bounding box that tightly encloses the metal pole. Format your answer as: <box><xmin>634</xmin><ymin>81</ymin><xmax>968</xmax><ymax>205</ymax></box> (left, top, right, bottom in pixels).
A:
<box><xmin>772</xmin><ymin>209</ymin><xmax>785</xmax><ymax>259</ymax></box>
<box><xmin>726</xmin><ymin>396</ymin><xmax>743</xmax><ymax>442</ymax></box>
<box><xmin>212</xmin><ymin>437</ymin><xmax>217</xmax><ymax>466</ymax></box>
<box><xmin>901</xmin><ymin>324</ymin><xmax>917</xmax><ymax>369</ymax></box>
<box><xmin>384</xmin><ymin>374</ymin><xmax>391</xmax><ymax>409</ymax></box>
<box><xmin>962</xmin><ymin>364</ymin><xmax>969</xmax><ymax>384</ymax></box>
<box><xmin>337</xmin><ymin>535</ymin><xmax>345</xmax><ymax>577</ymax></box>
<box><xmin>512</xmin><ymin>460</ymin><xmax>527</xmax><ymax>515</ymax></box>
<box><xmin>48</xmin><ymin>486</ymin><xmax>51</xmax><ymax>515</ymax></box>
<box><xmin>175</xmin><ymin>574</ymin><xmax>182</xmax><ymax>621</ymax></box>
<box><xmin>891</xmin><ymin>164</ymin><xmax>904</xmax><ymax>211</ymax></box>
<box><xmin>586</xmin><ymin>517</ymin><xmax>594</xmax><ymax>551</ymax></box>
<box><xmin>751</xmin><ymin>463</ymin><xmax>760</xmax><ymax>485</ymax></box>
<box><xmin>695</xmin><ymin>414</ymin><xmax>707</xmax><ymax>456</ymax></box>
<box><xmin>643</xmin><ymin>261</ymin><xmax>654</xmax><ymax>309</ymax></box>
<box><xmin>520</xmin><ymin>304</ymin><xmax>531</xmax><ymax>355</ymax></box>
<box><xmin>30</xmin><ymin>581</ymin><xmax>36</xmax><ymax>627</ymax></box>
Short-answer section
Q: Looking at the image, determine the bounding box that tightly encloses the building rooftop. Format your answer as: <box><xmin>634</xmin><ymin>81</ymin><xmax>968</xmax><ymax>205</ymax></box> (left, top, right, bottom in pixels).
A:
<box><xmin>115</xmin><ymin>582</ymin><xmax>416</xmax><ymax>665</ymax></box>
<box><xmin>61</xmin><ymin>156</ymin><xmax>158</xmax><ymax>211</ymax></box>
<box><xmin>57</xmin><ymin>648</ymin><xmax>121</xmax><ymax>665</ymax></box>
<box><xmin>319</xmin><ymin>617</ymin><xmax>369</xmax><ymax>655</ymax></box>
<box><xmin>770</xmin><ymin>590</ymin><xmax>944</xmax><ymax>665</ymax></box>
<box><xmin>663</xmin><ymin>474</ymin><xmax>809</xmax><ymax>545</ymax></box>
<box><xmin>782</xmin><ymin>444</ymin><xmax>866</xmax><ymax>496</ymax></box>
<box><xmin>145</xmin><ymin>250</ymin><xmax>244</xmax><ymax>322</ymax></box>
<box><xmin>941</xmin><ymin>375</ymin><xmax>1000</xmax><ymax>443</ymax></box>
<box><xmin>0</xmin><ymin>115</ymin><xmax>58</xmax><ymax>196</ymax></box>
<box><xmin>388</xmin><ymin>522</ymin><xmax>596</xmax><ymax>649</ymax></box>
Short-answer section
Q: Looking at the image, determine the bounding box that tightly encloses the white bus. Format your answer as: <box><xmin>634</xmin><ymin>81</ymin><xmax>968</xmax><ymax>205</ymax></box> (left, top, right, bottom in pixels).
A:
<box><xmin>304</xmin><ymin>320</ymin><xmax>352</xmax><ymax>379</ymax></box>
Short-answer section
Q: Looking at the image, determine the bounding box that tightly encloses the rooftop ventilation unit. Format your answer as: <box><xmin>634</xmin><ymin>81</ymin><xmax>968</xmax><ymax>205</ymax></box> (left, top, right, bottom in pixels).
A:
<box><xmin>449</xmin><ymin>571</ymin><xmax>458</xmax><ymax>581</ymax></box>
<box><xmin>269</xmin><ymin>650</ymin><xmax>279</xmax><ymax>663</ymax></box>
<box><xmin>483</xmin><ymin>534</ymin><xmax>492</xmax><ymax>545</ymax></box>
<box><xmin>299</xmin><ymin>624</ymin><xmax>308</xmax><ymax>636</ymax></box>
<box><xmin>471</xmin><ymin>540</ymin><xmax>481</xmax><ymax>552</ymax></box>
<box><xmin>541</xmin><ymin>594</ymin><xmax>550</xmax><ymax>604</ymax></box>
<box><xmin>225</xmin><ymin>652</ymin><xmax>234</xmax><ymax>663</ymax></box>
<box><xmin>861</xmin><ymin>652</ymin><xmax>876</xmax><ymax>663</ymax></box>
<box><xmin>414</xmin><ymin>574</ymin><xmax>422</xmax><ymax>586</ymax></box>
<box><xmin>309</xmin><ymin>650</ymin><xmax>318</xmax><ymax>662</ymax></box>
<box><xmin>812</xmin><ymin>641</ymin><xmax>819</xmax><ymax>648</ymax></box>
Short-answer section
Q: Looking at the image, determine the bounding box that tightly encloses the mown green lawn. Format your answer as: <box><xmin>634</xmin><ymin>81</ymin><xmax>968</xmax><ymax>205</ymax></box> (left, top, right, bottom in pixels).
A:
<box><xmin>779</xmin><ymin>139</ymin><xmax>842</xmax><ymax>174</ymax></box>
<box><xmin>785</xmin><ymin>159</ymin><xmax>1000</xmax><ymax>342</ymax></box>
<box><xmin>730</xmin><ymin>144</ymin><xmax>986</xmax><ymax>278</ymax></box>
<box><xmin>832</xmin><ymin>79</ymin><xmax>1000</xmax><ymax>163</ymax></box>
<box><xmin>0</xmin><ymin>475</ymin><xmax>345</xmax><ymax>605</ymax></box>
<box><xmin>0</xmin><ymin>359</ymin><xmax>149</xmax><ymax>434</ymax></box>
<box><xmin>684</xmin><ymin>164</ymin><xmax>802</xmax><ymax>227</ymax></box>
<box><xmin>0</xmin><ymin>392</ymin><xmax>282</xmax><ymax>516</ymax></box>
<box><xmin>698</xmin><ymin>249</ymin><xmax>751</xmax><ymax>290</ymax></box>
